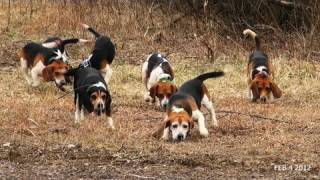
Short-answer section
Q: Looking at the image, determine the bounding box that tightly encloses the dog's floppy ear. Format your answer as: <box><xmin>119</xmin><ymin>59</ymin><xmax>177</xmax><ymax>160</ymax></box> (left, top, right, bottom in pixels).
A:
<box><xmin>250</xmin><ymin>80</ymin><xmax>259</xmax><ymax>101</ymax></box>
<box><xmin>149</xmin><ymin>84</ymin><xmax>159</xmax><ymax>99</ymax></box>
<box><xmin>271</xmin><ymin>81</ymin><xmax>282</xmax><ymax>98</ymax></box>
<box><xmin>170</xmin><ymin>84</ymin><xmax>177</xmax><ymax>94</ymax></box>
<box><xmin>189</xmin><ymin>120</ymin><xmax>194</xmax><ymax>129</ymax></box>
<box><xmin>165</xmin><ymin>119</ymin><xmax>171</xmax><ymax>128</ymax></box>
<box><xmin>42</xmin><ymin>65</ymin><xmax>54</xmax><ymax>81</ymax></box>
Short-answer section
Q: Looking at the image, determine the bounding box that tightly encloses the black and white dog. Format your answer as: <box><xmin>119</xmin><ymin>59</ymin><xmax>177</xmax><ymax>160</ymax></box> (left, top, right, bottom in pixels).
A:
<box><xmin>66</xmin><ymin>67</ymin><xmax>114</xmax><ymax>128</ymax></box>
<box><xmin>80</xmin><ymin>24</ymin><xmax>116</xmax><ymax>83</ymax></box>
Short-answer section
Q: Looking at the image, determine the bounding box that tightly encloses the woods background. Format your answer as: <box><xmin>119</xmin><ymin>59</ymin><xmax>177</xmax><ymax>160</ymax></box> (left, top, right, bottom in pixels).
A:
<box><xmin>1</xmin><ymin>0</ymin><xmax>320</xmax><ymax>63</ymax></box>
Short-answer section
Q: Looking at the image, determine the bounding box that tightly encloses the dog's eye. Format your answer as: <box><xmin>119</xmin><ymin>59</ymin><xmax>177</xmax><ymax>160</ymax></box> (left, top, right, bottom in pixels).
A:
<box><xmin>167</xmin><ymin>93</ymin><xmax>171</xmax><ymax>97</ymax></box>
<box><xmin>182</xmin><ymin>124</ymin><xmax>188</xmax><ymax>129</ymax></box>
<box><xmin>258</xmin><ymin>87</ymin><xmax>262</xmax><ymax>91</ymax></box>
<box><xmin>158</xmin><ymin>94</ymin><xmax>164</xmax><ymax>99</ymax></box>
<box><xmin>172</xmin><ymin>124</ymin><xmax>178</xmax><ymax>129</ymax></box>
<box><xmin>91</xmin><ymin>95</ymin><xmax>97</xmax><ymax>100</ymax></box>
<box><xmin>101</xmin><ymin>94</ymin><xmax>106</xmax><ymax>100</ymax></box>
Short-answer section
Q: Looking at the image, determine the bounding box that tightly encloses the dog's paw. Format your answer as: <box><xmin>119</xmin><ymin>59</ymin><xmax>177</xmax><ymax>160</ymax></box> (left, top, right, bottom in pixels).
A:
<box><xmin>199</xmin><ymin>128</ymin><xmax>209</xmax><ymax>137</ymax></box>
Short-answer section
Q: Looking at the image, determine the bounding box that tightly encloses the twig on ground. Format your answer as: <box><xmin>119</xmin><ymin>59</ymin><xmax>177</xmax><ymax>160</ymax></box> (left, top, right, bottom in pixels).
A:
<box><xmin>128</xmin><ymin>173</ymin><xmax>156</xmax><ymax>179</ymax></box>
<box><xmin>217</xmin><ymin>110</ymin><xmax>288</xmax><ymax>123</ymax></box>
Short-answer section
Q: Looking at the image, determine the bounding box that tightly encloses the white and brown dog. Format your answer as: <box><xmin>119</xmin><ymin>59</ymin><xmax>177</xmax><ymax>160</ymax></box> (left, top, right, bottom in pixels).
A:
<box><xmin>243</xmin><ymin>29</ymin><xmax>282</xmax><ymax>102</ymax></box>
<box><xmin>142</xmin><ymin>53</ymin><xmax>177</xmax><ymax>109</ymax></box>
<box><xmin>66</xmin><ymin>67</ymin><xmax>114</xmax><ymax>128</ymax></box>
<box><xmin>18</xmin><ymin>38</ymin><xmax>89</xmax><ymax>90</ymax></box>
<box><xmin>161</xmin><ymin>71</ymin><xmax>224</xmax><ymax>141</ymax></box>
<box><xmin>80</xmin><ymin>24</ymin><xmax>116</xmax><ymax>84</ymax></box>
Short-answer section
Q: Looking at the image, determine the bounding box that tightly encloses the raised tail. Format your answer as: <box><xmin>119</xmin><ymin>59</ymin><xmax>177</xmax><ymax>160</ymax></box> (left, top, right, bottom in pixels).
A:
<box><xmin>81</xmin><ymin>23</ymin><xmax>101</xmax><ymax>38</ymax></box>
<box><xmin>243</xmin><ymin>29</ymin><xmax>261</xmax><ymax>50</ymax></box>
<box><xmin>195</xmin><ymin>71</ymin><xmax>224</xmax><ymax>81</ymax></box>
<box><xmin>61</xmin><ymin>38</ymin><xmax>91</xmax><ymax>47</ymax></box>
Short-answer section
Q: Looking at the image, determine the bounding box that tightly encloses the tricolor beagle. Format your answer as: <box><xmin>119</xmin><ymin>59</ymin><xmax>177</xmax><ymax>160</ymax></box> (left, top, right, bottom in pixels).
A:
<box><xmin>142</xmin><ymin>53</ymin><xmax>177</xmax><ymax>109</ymax></box>
<box><xmin>243</xmin><ymin>29</ymin><xmax>282</xmax><ymax>102</ymax></box>
<box><xmin>18</xmin><ymin>38</ymin><xmax>89</xmax><ymax>90</ymax></box>
<box><xmin>66</xmin><ymin>67</ymin><xmax>114</xmax><ymax>128</ymax></box>
<box><xmin>161</xmin><ymin>71</ymin><xmax>224</xmax><ymax>141</ymax></box>
<box><xmin>80</xmin><ymin>24</ymin><xmax>116</xmax><ymax>83</ymax></box>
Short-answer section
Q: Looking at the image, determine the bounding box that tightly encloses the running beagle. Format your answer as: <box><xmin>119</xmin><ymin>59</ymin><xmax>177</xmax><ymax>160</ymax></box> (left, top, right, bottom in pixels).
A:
<box><xmin>142</xmin><ymin>53</ymin><xmax>177</xmax><ymax>109</ymax></box>
<box><xmin>66</xmin><ymin>67</ymin><xmax>114</xmax><ymax>128</ymax></box>
<box><xmin>18</xmin><ymin>38</ymin><xmax>89</xmax><ymax>90</ymax></box>
<box><xmin>80</xmin><ymin>23</ymin><xmax>116</xmax><ymax>83</ymax></box>
<box><xmin>243</xmin><ymin>29</ymin><xmax>282</xmax><ymax>102</ymax></box>
<box><xmin>161</xmin><ymin>71</ymin><xmax>224</xmax><ymax>141</ymax></box>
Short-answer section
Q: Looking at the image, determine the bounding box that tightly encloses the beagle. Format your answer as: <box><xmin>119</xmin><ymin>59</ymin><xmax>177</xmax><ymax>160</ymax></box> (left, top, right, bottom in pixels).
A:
<box><xmin>161</xmin><ymin>71</ymin><xmax>224</xmax><ymax>141</ymax></box>
<box><xmin>243</xmin><ymin>29</ymin><xmax>282</xmax><ymax>102</ymax></box>
<box><xmin>66</xmin><ymin>67</ymin><xmax>114</xmax><ymax>128</ymax></box>
<box><xmin>18</xmin><ymin>38</ymin><xmax>88</xmax><ymax>89</ymax></box>
<box><xmin>80</xmin><ymin>24</ymin><xmax>116</xmax><ymax>83</ymax></box>
<box><xmin>142</xmin><ymin>53</ymin><xmax>177</xmax><ymax>109</ymax></box>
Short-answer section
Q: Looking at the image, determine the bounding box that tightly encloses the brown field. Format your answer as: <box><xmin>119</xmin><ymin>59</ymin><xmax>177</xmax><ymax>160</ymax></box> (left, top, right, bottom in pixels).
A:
<box><xmin>0</xmin><ymin>1</ymin><xmax>319</xmax><ymax>179</ymax></box>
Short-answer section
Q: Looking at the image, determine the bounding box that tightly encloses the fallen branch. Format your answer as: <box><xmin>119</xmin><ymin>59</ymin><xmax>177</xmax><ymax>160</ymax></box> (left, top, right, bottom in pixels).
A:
<box><xmin>217</xmin><ymin>110</ymin><xmax>288</xmax><ymax>123</ymax></box>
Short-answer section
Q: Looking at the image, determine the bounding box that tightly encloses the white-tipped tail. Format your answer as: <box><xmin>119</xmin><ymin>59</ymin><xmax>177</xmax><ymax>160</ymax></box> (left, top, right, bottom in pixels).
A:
<box><xmin>42</xmin><ymin>41</ymin><xmax>58</xmax><ymax>48</ymax></box>
<box><xmin>79</xmin><ymin>39</ymin><xmax>92</xmax><ymax>43</ymax></box>
<box><xmin>80</xmin><ymin>23</ymin><xmax>90</xmax><ymax>29</ymax></box>
<box><xmin>243</xmin><ymin>29</ymin><xmax>257</xmax><ymax>39</ymax></box>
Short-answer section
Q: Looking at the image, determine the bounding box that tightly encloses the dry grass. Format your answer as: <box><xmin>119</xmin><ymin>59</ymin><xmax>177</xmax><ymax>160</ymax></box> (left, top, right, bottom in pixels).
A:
<box><xmin>0</xmin><ymin>1</ymin><xmax>320</xmax><ymax>179</ymax></box>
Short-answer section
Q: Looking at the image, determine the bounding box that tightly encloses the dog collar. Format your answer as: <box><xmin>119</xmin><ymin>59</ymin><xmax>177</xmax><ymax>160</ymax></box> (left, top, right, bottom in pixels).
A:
<box><xmin>158</xmin><ymin>74</ymin><xmax>174</xmax><ymax>83</ymax></box>
<box><xmin>81</xmin><ymin>54</ymin><xmax>93</xmax><ymax>68</ymax></box>
<box><xmin>86</xmin><ymin>81</ymin><xmax>106</xmax><ymax>92</ymax></box>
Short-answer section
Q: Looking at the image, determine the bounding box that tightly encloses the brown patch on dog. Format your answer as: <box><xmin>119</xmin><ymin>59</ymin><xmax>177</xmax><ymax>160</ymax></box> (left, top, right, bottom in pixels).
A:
<box><xmin>42</xmin><ymin>61</ymin><xmax>68</xmax><ymax>82</ymax></box>
<box><xmin>250</xmin><ymin>73</ymin><xmax>282</xmax><ymax>101</ymax></box>
<box><xmin>149</xmin><ymin>82</ymin><xmax>177</xmax><ymax>102</ymax></box>
<box><xmin>165</xmin><ymin>111</ymin><xmax>193</xmax><ymax>128</ymax></box>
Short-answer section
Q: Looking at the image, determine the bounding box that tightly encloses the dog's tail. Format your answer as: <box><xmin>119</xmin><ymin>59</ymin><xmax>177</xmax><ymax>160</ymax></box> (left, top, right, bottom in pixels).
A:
<box><xmin>243</xmin><ymin>29</ymin><xmax>260</xmax><ymax>50</ymax></box>
<box><xmin>41</xmin><ymin>38</ymin><xmax>90</xmax><ymax>49</ymax></box>
<box><xmin>81</xmin><ymin>23</ymin><xmax>101</xmax><ymax>38</ymax></box>
<box><xmin>195</xmin><ymin>71</ymin><xmax>224</xmax><ymax>82</ymax></box>
<box><xmin>61</xmin><ymin>38</ymin><xmax>91</xmax><ymax>47</ymax></box>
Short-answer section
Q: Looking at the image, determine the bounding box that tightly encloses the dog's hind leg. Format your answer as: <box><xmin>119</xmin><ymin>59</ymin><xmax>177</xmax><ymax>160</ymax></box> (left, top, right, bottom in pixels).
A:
<box><xmin>201</xmin><ymin>94</ymin><xmax>218</xmax><ymax>127</ymax></box>
<box><xmin>20</xmin><ymin>58</ymin><xmax>32</xmax><ymax>85</ymax></box>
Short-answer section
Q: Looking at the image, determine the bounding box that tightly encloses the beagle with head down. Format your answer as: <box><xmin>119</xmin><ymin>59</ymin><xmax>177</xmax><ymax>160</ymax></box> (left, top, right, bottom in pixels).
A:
<box><xmin>161</xmin><ymin>71</ymin><xmax>224</xmax><ymax>141</ymax></box>
<box><xmin>243</xmin><ymin>29</ymin><xmax>282</xmax><ymax>102</ymax></box>
<box><xmin>142</xmin><ymin>53</ymin><xmax>177</xmax><ymax>110</ymax></box>
<box><xmin>18</xmin><ymin>38</ymin><xmax>89</xmax><ymax>90</ymax></box>
<box><xmin>66</xmin><ymin>67</ymin><xmax>114</xmax><ymax>129</ymax></box>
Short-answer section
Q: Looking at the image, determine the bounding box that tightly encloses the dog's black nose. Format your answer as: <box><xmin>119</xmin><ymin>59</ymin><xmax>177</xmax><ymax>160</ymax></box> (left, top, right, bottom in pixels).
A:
<box><xmin>97</xmin><ymin>103</ymin><xmax>104</xmax><ymax>109</ymax></box>
<box><xmin>60</xmin><ymin>80</ymin><xmax>66</xmax><ymax>85</ymax></box>
<box><xmin>163</xmin><ymin>104</ymin><xmax>167</xmax><ymax>109</ymax></box>
<box><xmin>177</xmin><ymin>134</ymin><xmax>184</xmax><ymax>141</ymax></box>
<box><xmin>261</xmin><ymin>96</ymin><xmax>267</xmax><ymax>102</ymax></box>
